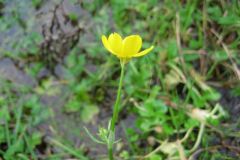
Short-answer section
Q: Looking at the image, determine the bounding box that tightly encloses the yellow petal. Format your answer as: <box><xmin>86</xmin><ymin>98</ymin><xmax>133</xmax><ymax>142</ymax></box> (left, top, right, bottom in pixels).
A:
<box><xmin>132</xmin><ymin>45</ymin><xmax>154</xmax><ymax>57</ymax></box>
<box><xmin>122</xmin><ymin>35</ymin><xmax>142</xmax><ymax>57</ymax></box>
<box><xmin>102</xmin><ymin>35</ymin><xmax>111</xmax><ymax>51</ymax></box>
<box><xmin>102</xmin><ymin>35</ymin><xmax>118</xmax><ymax>55</ymax></box>
<box><xmin>108</xmin><ymin>33</ymin><xmax>123</xmax><ymax>56</ymax></box>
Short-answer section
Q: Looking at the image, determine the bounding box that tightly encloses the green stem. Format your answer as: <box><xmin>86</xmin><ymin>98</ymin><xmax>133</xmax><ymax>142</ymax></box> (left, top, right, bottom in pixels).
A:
<box><xmin>4</xmin><ymin>106</ymin><xmax>11</xmax><ymax>147</ymax></box>
<box><xmin>190</xmin><ymin>123</ymin><xmax>205</xmax><ymax>153</ymax></box>
<box><xmin>110</xmin><ymin>63</ymin><xmax>125</xmax><ymax>132</ymax></box>
<box><xmin>50</xmin><ymin>138</ymin><xmax>88</xmax><ymax>160</ymax></box>
<box><xmin>108</xmin><ymin>146</ymin><xmax>113</xmax><ymax>160</ymax></box>
<box><xmin>108</xmin><ymin>61</ymin><xmax>125</xmax><ymax>160</ymax></box>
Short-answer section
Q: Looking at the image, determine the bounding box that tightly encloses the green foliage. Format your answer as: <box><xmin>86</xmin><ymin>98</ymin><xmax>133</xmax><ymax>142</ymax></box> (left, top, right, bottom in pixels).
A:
<box><xmin>0</xmin><ymin>0</ymin><xmax>239</xmax><ymax>159</ymax></box>
<box><xmin>231</xmin><ymin>85</ymin><xmax>240</xmax><ymax>96</ymax></box>
<box><xmin>62</xmin><ymin>50</ymin><xmax>100</xmax><ymax>122</ymax></box>
<box><xmin>31</xmin><ymin>0</ymin><xmax>42</xmax><ymax>9</ymax></box>
<box><xmin>67</xmin><ymin>12</ymin><xmax>78</xmax><ymax>22</ymax></box>
<box><xmin>148</xmin><ymin>154</ymin><xmax>162</xmax><ymax>160</ymax></box>
<box><xmin>0</xmin><ymin>81</ymin><xmax>47</xmax><ymax>159</ymax></box>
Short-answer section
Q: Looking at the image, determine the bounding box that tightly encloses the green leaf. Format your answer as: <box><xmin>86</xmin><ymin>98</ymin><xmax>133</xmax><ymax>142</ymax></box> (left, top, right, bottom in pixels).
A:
<box><xmin>149</xmin><ymin>154</ymin><xmax>162</xmax><ymax>160</ymax></box>
<box><xmin>184</xmin><ymin>118</ymin><xmax>199</xmax><ymax>129</ymax></box>
<box><xmin>4</xmin><ymin>139</ymin><xmax>24</xmax><ymax>159</ymax></box>
<box><xmin>29</xmin><ymin>132</ymin><xmax>42</xmax><ymax>149</ymax></box>
<box><xmin>167</xmin><ymin>40</ymin><xmax>178</xmax><ymax>59</ymax></box>
<box><xmin>67</xmin><ymin>13</ymin><xmax>78</xmax><ymax>22</ymax></box>
<box><xmin>183</xmin><ymin>52</ymin><xmax>200</xmax><ymax>62</ymax></box>
<box><xmin>189</xmin><ymin>39</ymin><xmax>202</xmax><ymax>49</ymax></box>
<box><xmin>218</xmin><ymin>15</ymin><xmax>240</xmax><ymax>26</ymax></box>
<box><xmin>213</xmin><ymin>50</ymin><xmax>228</xmax><ymax>61</ymax></box>
<box><xmin>83</xmin><ymin>127</ymin><xmax>105</xmax><ymax>144</ymax></box>
<box><xmin>81</xmin><ymin>105</ymin><xmax>99</xmax><ymax>123</ymax></box>
<box><xmin>65</xmin><ymin>100</ymin><xmax>81</xmax><ymax>113</ymax></box>
<box><xmin>207</xmin><ymin>118</ymin><xmax>220</xmax><ymax>126</ymax></box>
<box><xmin>203</xmin><ymin>89</ymin><xmax>221</xmax><ymax>101</ymax></box>
<box><xmin>0</xmin><ymin>105</ymin><xmax>10</xmax><ymax>121</ymax></box>
<box><xmin>231</xmin><ymin>85</ymin><xmax>240</xmax><ymax>96</ymax></box>
<box><xmin>162</xmin><ymin>124</ymin><xmax>174</xmax><ymax>135</ymax></box>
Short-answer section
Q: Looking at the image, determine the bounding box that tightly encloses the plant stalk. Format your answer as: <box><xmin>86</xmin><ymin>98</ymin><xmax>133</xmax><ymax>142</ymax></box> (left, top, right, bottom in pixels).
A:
<box><xmin>190</xmin><ymin>123</ymin><xmax>205</xmax><ymax>153</ymax></box>
<box><xmin>108</xmin><ymin>61</ymin><xmax>125</xmax><ymax>160</ymax></box>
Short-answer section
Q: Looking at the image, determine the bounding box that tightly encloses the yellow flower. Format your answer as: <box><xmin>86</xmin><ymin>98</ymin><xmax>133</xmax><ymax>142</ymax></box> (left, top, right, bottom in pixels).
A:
<box><xmin>102</xmin><ymin>33</ymin><xmax>154</xmax><ymax>61</ymax></box>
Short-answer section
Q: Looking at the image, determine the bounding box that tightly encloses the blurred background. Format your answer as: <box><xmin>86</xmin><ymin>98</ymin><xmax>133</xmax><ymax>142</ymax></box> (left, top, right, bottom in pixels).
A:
<box><xmin>0</xmin><ymin>0</ymin><xmax>239</xmax><ymax>159</ymax></box>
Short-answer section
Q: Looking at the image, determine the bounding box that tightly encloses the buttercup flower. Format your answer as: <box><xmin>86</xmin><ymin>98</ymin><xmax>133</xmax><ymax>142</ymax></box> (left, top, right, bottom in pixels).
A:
<box><xmin>102</xmin><ymin>33</ymin><xmax>154</xmax><ymax>61</ymax></box>
<box><xmin>100</xmin><ymin>32</ymin><xmax>154</xmax><ymax>160</ymax></box>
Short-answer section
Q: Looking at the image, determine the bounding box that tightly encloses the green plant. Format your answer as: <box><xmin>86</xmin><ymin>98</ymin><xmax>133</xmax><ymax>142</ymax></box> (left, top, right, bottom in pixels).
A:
<box><xmin>0</xmin><ymin>81</ymin><xmax>48</xmax><ymax>159</ymax></box>
<box><xmin>85</xmin><ymin>32</ymin><xmax>154</xmax><ymax>160</ymax></box>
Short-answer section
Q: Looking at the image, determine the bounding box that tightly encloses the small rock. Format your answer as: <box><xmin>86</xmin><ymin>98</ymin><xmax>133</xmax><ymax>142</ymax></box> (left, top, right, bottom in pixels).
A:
<box><xmin>0</xmin><ymin>58</ymin><xmax>36</xmax><ymax>87</ymax></box>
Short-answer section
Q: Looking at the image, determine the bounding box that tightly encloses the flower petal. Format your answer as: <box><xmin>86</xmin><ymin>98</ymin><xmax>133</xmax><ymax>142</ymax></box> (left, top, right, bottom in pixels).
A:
<box><xmin>102</xmin><ymin>35</ymin><xmax>111</xmax><ymax>50</ymax></box>
<box><xmin>132</xmin><ymin>45</ymin><xmax>154</xmax><ymax>57</ymax></box>
<box><xmin>108</xmin><ymin>33</ymin><xmax>123</xmax><ymax>56</ymax></box>
<box><xmin>102</xmin><ymin>35</ymin><xmax>119</xmax><ymax>55</ymax></box>
<box><xmin>122</xmin><ymin>35</ymin><xmax>142</xmax><ymax>57</ymax></box>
